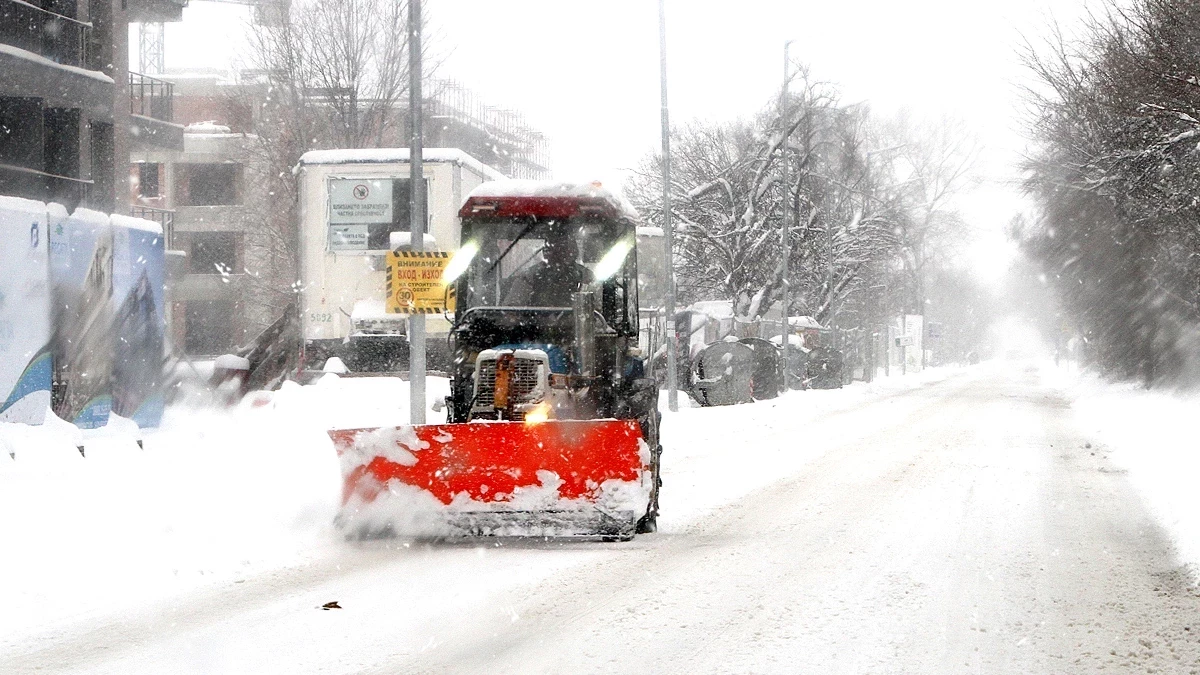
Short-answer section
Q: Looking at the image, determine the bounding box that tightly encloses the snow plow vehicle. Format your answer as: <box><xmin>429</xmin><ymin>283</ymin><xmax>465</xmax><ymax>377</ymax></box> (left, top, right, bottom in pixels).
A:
<box><xmin>329</xmin><ymin>181</ymin><xmax>662</xmax><ymax>540</ymax></box>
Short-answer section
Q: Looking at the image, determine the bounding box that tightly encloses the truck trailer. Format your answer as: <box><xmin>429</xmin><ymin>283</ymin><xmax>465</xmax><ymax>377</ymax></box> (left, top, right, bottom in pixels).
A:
<box><xmin>295</xmin><ymin>149</ymin><xmax>505</xmax><ymax>372</ymax></box>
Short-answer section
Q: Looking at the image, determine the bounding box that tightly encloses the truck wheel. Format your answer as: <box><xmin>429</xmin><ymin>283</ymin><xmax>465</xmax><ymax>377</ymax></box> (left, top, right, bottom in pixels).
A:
<box><xmin>636</xmin><ymin>414</ymin><xmax>662</xmax><ymax>535</ymax></box>
<box><xmin>636</xmin><ymin>447</ymin><xmax>661</xmax><ymax>534</ymax></box>
<box><xmin>636</xmin><ymin>505</ymin><xmax>658</xmax><ymax>534</ymax></box>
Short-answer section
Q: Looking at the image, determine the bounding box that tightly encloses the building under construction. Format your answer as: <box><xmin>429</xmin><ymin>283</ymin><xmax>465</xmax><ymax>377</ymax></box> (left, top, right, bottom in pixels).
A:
<box><xmin>425</xmin><ymin>80</ymin><xmax>551</xmax><ymax>180</ymax></box>
<box><xmin>128</xmin><ymin>71</ymin><xmax>551</xmax><ymax>357</ymax></box>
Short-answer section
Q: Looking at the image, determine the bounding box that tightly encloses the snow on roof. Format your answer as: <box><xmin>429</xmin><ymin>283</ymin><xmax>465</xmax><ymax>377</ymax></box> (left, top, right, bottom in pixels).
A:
<box><xmin>467</xmin><ymin>180</ymin><xmax>640</xmax><ymax>220</ymax></box>
<box><xmin>389</xmin><ymin>232</ymin><xmax>437</xmax><ymax>249</ymax></box>
<box><xmin>185</xmin><ymin>121</ymin><xmax>232</xmax><ymax>134</ymax></box>
<box><xmin>351</xmin><ymin>299</ymin><xmax>393</xmax><ymax>321</ymax></box>
<box><xmin>213</xmin><ymin>354</ymin><xmax>250</xmax><ymax>370</ymax></box>
<box><xmin>69</xmin><ymin>207</ymin><xmax>110</xmax><ymax>228</ymax></box>
<box><xmin>0</xmin><ymin>44</ymin><xmax>113</xmax><ymax>84</ymax></box>
<box><xmin>0</xmin><ymin>194</ymin><xmax>45</xmax><ymax>215</ymax></box>
<box><xmin>637</xmin><ymin>226</ymin><xmax>664</xmax><ymax>238</ymax></box>
<box><xmin>769</xmin><ymin>334</ymin><xmax>810</xmax><ymax>350</ymax></box>
<box><xmin>687</xmin><ymin>300</ymin><xmax>735</xmax><ymax>320</ymax></box>
<box><xmin>298</xmin><ymin>148</ymin><xmax>505</xmax><ymax>180</ymax></box>
<box><xmin>788</xmin><ymin>316</ymin><xmax>824</xmax><ymax>330</ymax></box>
<box><xmin>158</xmin><ymin>68</ymin><xmax>229</xmax><ymax>80</ymax></box>
<box><xmin>111</xmin><ymin>213</ymin><xmax>164</xmax><ymax>236</ymax></box>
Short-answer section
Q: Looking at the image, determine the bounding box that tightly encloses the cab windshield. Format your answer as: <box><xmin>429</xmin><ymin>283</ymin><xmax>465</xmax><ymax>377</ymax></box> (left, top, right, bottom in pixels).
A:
<box><xmin>456</xmin><ymin>217</ymin><xmax>638</xmax><ymax>330</ymax></box>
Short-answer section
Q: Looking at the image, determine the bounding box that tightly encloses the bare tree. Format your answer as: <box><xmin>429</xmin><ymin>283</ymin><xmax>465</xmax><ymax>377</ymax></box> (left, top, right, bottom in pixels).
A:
<box><xmin>1021</xmin><ymin>0</ymin><xmax>1200</xmax><ymax>385</ymax></box>
<box><xmin>874</xmin><ymin>112</ymin><xmax>979</xmax><ymax>316</ymax></box>
<box><xmin>227</xmin><ymin>0</ymin><xmax>437</xmax><ymax>332</ymax></box>
<box><xmin>626</xmin><ymin>69</ymin><xmax>976</xmax><ymax>335</ymax></box>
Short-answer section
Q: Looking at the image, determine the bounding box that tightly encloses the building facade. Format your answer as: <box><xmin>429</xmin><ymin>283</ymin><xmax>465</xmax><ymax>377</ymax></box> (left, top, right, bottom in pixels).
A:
<box><xmin>129</xmin><ymin>72</ymin><xmax>265</xmax><ymax>355</ymax></box>
<box><xmin>129</xmin><ymin>71</ymin><xmax>551</xmax><ymax>357</ymax></box>
<box><xmin>0</xmin><ymin>0</ymin><xmax>184</xmax><ymax>214</ymax></box>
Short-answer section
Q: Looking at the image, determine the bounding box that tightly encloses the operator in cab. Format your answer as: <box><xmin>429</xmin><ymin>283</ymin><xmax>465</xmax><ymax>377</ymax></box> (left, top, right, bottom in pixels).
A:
<box><xmin>502</xmin><ymin>232</ymin><xmax>593</xmax><ymax>307</ymax></box>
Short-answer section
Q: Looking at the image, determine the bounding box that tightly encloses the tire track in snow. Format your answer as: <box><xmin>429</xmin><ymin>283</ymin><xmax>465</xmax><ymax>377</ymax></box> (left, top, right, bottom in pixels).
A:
<box><xmin>386</xmin><ymin>376</ymin><xmax>979</xmax><ymax>674</ymax></box>
<box><xmin>384</xmin><ymin>369</ymin><xmax>1200</xmax><ymax>674</ymax></box>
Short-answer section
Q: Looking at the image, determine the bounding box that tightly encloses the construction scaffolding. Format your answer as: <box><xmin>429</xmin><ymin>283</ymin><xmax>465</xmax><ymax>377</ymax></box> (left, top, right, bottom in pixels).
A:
<box><xmin>426</xmin><ymin>80</ymin><xmax>552</xmax><ymax>180</ymax></box>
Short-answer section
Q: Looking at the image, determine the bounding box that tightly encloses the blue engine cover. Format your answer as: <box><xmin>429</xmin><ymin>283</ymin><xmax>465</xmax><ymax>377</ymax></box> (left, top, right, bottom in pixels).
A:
<box><xmin>493</xmin><ymin>343</ymin><xmax>569</xmax><ymax>374</ymax></box>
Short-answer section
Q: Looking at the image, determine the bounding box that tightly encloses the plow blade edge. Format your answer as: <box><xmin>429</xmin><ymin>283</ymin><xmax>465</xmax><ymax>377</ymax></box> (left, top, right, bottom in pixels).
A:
<box><xmin>328</xmin><ymin>420</ymin><xmax>649</xmax><ymax>538</ymax></box>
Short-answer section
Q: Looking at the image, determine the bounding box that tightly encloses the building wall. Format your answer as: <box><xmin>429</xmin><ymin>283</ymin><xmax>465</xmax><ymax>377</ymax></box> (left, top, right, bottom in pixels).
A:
<box><xmin>1</xmin><ymin>0</ymin><xmax>182</xmax><ymax>213</ymax></box>
<box><xmin>0</xmin><ymin>0</ymin><xmax>118</xmax><ymax>211</ymax></box>
<box><xmin>131</xmin><ymin>127</ymin><xmax>276</xmax><ymax>356</ymax></box>
<box><xmin>129</xmin><ymin>71</ymin><xmax>547</xmax><ymax>357</ymax></box>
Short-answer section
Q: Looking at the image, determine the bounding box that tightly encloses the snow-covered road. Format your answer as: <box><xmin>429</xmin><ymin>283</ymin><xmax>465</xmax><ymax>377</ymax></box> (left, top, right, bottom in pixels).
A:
<box><xmin>6</xmin><ymin>365</ymin><xmax>1200</xmax><ymax>674</ymax></box>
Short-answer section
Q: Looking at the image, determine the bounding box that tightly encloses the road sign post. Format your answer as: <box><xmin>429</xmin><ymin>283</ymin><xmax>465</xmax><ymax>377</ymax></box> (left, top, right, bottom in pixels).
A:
<box><xmin>408</xmin><ymin>0</ymin><xmax>426</xmax><ymax>423</ymax></box>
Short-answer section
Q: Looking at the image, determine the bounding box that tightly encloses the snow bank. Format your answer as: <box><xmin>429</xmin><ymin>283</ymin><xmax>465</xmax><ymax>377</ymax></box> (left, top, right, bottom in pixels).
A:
<box><xmin>0</xmin><ymin>375</ymin><xmax>450</xmax><ymax>645</ymax></box>
<box><xmin>1064</xmin><ymin>370</ymin><xmax>1200</xmax><ymax>578</ymax></box>
<box><xmin>0</xmin><ymin>361</ymin><xmax>963</xmax><ymax>645</ymax></box>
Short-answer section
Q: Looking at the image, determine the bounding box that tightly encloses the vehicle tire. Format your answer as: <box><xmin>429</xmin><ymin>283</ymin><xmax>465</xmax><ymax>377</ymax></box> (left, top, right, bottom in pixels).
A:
<box><xmin>636</xmin><ymin>409</ymin><xmax>662</xmax><ymax>535</ymax></box>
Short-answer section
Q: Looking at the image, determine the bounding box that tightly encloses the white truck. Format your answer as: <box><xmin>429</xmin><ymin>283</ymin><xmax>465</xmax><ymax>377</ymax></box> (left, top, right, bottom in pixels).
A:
<box><xmin>295</xmin><ymin>149</ymin><xmax>505</xmax><ymax>372</ymax></box>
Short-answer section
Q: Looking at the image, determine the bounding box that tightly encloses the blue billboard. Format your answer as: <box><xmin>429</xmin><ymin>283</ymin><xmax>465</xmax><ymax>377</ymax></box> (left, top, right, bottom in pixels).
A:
<box><xmin>49</xmin><ymin>207</ymin><xmax>114</xmax><ymax>430</ymax></box>
<box><xmin>0</xmin><ymin>196</ymin><xmax>51</xmax><ymax>425</ymax></box>
<box><xmin>111</xmin><ymin>215</ymin><xmax>166</xmax><ymax>428</ymax></box>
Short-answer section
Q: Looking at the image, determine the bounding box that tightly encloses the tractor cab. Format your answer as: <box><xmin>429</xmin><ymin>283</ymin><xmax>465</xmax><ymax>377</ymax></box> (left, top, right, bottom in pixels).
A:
<box><xmin>446</xmin><ymin>182</ymin><xmax>645</xmax><ymax>424</ymax></box>
<box><xmin>328</xmin><ymin>181</ymin><xmax>663</xmax><ymax>539</ymax></box>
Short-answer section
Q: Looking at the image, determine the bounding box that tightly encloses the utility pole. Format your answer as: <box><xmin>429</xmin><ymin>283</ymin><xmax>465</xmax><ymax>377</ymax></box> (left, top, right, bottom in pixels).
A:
<box><xmin>408</xmin><ymin>0</ymin><xmax>426</xmax><ymax>424</ymax></box>
<box><xmin>918</xmin><ymin>237</ymin><xmax>928</xmax><ymax>371</ymax></box>
<box><xmin>778</xmin><ymin>40</ymin><xmax>794</xmax><ymax>390</ymax></box>
<box><xmin>658</xmin><ymin>0</ymin><xmax>678</xmax><ymax>413</ymax></box>
<box><xmin>826</xmin><ymin>210</ymin><xmax>834</xmax><ymax>317</ymax></box>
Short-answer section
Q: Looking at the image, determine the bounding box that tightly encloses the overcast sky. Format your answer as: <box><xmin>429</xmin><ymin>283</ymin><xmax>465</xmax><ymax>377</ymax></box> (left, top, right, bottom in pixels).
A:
<box><xmin>155</xmin><ymin>0</ymin><xmax>1094</xmax><ymax>281</ymax></box>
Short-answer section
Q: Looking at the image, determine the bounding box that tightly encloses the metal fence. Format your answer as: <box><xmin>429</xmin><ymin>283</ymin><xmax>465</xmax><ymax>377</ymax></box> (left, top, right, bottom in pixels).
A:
<box><xmin>130</xmin><ymin>205</ymin><xmax>175</xmax><ymax>248</ymax></box>
<box><xmin>0</xmin><ymin>0</ymin><xmax>93</xmax><ymax>69</ymax></box>
<box><xmin>129</xmin><ymin>72</ymin><xmax>175</xmax><ymax>122</ymax></box>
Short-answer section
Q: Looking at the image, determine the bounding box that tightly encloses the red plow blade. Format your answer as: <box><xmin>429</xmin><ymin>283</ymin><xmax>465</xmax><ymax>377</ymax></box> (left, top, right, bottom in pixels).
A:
<box><xmin>329</xmin><ymin>419</ymin><xmax>650</xmax><ymax>538</ymax></box>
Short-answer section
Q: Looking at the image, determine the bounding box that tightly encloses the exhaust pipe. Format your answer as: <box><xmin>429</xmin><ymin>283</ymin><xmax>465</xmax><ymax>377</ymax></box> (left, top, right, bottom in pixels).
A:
<box><xmin>573</xmin><ymin>290</ymin><xmax>595</xmax><ymax>377</ymax></box>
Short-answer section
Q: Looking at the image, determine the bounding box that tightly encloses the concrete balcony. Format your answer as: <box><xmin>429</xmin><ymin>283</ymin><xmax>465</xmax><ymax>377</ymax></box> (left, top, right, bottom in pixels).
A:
<box><xmin>0</xmin><ymin>0</ymin><xmax>95</xmax><ymax>70</ymax></box>
<box><xmin>126</xmin><ymin>0</ymin><xmax>188</xmax><ymax>23</ymax></box>
<box><xmin>0</xmin><ymin>163</ymin><xmax>92</xmax><ymax>212</ymax></box>
<box><xmin>0</xmin><ymin>0</ymin><xmax>112</xmax><ymax>113</ymax></box>
<box><xmin>130</xmin><ymin>72</ymin><xmax>184</xmax><ymax>151</ymax></box>
<box><xmin>130</xmin><ymin>204</ymin><xmax>176</xmax><ymax>249</ymax></box>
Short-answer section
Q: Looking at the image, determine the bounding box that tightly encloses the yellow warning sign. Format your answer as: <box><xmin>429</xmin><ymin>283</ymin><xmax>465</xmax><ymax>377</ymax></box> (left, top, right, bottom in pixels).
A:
<box><xmin>385</xmin><ymin>250</ymin><xmax>456</xmax><ymax>314</ymax></box>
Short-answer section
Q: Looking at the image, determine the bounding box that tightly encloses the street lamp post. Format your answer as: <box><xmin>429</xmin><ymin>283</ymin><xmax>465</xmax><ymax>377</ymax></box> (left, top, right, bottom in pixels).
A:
<box><xmin>658</xmin><ymin>0</ymin><xmax>679</xmax><ymax>412</ymax></box>
<box><xmin>409</xmin><ymin>0</ymin><xmax>426</xmax><ymax>424</ymax></box>
<box><xmin>779</xmin><ymin>40</ymin><xmax>794</xmax><ymax>390</ymax></box>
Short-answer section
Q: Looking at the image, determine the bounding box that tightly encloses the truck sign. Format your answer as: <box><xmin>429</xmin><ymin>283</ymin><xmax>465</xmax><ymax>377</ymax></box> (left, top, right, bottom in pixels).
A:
<box><xmin>386</xmin><ymin>250</ymin><xmax>456</xmax><ymax>314</ymax></box>
<box><xmin>328</xmin><ymin>223</ymin><xmax>369</xmax><ymax>251</ymax></box>
<box><xmin>329</xmin><ymin>178</ymin><xmax>393</xmax><ymax>224</ymax></box>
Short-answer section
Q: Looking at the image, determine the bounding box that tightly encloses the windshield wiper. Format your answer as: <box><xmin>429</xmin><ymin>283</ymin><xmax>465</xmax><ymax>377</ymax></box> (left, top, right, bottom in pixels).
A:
<box><xmin>485</xmin><ymin>218</ymin><xmax>540</xmax><ymax>276</ymax></box>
